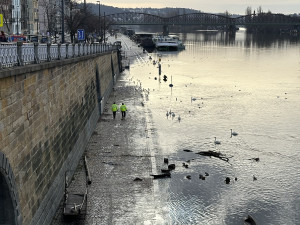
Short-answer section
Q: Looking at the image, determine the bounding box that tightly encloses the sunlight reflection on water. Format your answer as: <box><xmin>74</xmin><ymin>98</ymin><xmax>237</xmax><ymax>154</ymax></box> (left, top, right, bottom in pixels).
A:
<box><xmin>127</xmin><ymin>30</ymin><xmax>300</xmax><ymax>225</ymax></box>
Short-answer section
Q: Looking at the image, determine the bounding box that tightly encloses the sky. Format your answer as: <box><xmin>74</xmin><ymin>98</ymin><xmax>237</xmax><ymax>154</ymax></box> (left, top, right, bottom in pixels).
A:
<box><xmin>90</xmin><ymin>0</ymin><xmax>300</xmax><ymax>15</ymax></box>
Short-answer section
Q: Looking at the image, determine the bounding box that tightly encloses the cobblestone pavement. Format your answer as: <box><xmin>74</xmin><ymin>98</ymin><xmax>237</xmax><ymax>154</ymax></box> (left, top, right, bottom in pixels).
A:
<box><xmin>51</xmin><ymin>36</ymin><xmax>165</xmax><ymax>225</ymax></box>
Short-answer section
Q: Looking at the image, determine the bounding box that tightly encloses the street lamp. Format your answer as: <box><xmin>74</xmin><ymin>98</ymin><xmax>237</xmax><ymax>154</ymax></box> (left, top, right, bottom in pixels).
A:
<box><xmin>96</xmin><ymin>1</ymin><xmax>101</xmax><ymax>42</ymax></box>
<box><xmin>61</xmin><ymin>0</ymin><xmax>65</xmax><ymax>43</ymax></box>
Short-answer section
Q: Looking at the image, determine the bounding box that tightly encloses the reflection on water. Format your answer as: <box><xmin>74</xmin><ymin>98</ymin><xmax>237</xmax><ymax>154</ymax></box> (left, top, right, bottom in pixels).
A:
<box><xmin>127</xmin><ymin>30</ymin><xmax>300</xmax><ymax>225</ymax></box>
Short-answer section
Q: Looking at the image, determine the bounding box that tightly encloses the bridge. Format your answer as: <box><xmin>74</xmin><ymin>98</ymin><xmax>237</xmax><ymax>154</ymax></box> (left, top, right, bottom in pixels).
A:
<box><xmin>103</xmin><ymin>12</ymin><xmax>300</xmax><ymax>34</ymax></box>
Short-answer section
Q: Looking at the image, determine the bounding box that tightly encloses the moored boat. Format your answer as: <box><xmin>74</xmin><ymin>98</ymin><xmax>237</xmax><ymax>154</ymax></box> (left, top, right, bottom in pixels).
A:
<box><xmin>152</xmin><ymin>35</ymin><xmax>185</xmax><ymax>51</ymax></box>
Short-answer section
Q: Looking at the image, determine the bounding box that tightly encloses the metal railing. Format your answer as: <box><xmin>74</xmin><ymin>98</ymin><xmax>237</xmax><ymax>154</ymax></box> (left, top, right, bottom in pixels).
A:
<box><xmin>0</xmin><ymin>42</ymin><xmax>117</xmax><ymax>69</ymax></box>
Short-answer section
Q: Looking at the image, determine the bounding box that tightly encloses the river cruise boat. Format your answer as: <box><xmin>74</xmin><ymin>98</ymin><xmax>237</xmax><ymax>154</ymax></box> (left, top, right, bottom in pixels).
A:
<box><xmin>152</xmin><ymin>35</ymin><xmax>185</xmax><ymax>51</ymax></box>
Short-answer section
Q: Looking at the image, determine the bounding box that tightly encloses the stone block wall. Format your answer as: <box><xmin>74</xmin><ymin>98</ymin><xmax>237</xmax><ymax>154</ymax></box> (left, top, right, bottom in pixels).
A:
<box><xmin>0</xmin><ymin>51</ymin><xmax>120</xmax><ymax>225</ymax></box>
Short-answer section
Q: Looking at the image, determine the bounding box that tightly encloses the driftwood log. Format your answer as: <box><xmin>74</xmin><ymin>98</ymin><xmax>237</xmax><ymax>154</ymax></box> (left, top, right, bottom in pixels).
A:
<box><xmin>196</xmin><ymin>150</ymin><xmax>232</xmax><ymax>162</ymax></box>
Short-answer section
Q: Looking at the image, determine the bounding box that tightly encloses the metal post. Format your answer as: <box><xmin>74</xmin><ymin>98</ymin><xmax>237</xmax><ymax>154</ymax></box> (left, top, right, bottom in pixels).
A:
<box><xmin>47</xmin><ymin>43</ymin><xmax>51</xmax><ymax>61</ymax></box>
<box><xmin>103</xmin><ymin>12</ymin><xmax>105</xmax><ymax>43</ymax></box>
<box><xmin>16</xmin><ymin>11</ymin><xmax>19</xmax><ymax>35</ymax></box>
<box><xmin>97</xmin><ymin>1</ymin><xmax>101</xmax><ymax>41</ymax></box>
<box><xmin>17</xmin><ymin>42</ymin><xmax>23</xmax><ymax>66</ymax></box>
<box><xmin>34</xmin><ymin>43</ymin><xmax>40</xmax><ymax>63</ymax></box>
<box><xmin>57</xmin><ymin>43</ymin><xmax>61</xmax><ymax>60</ymax></box>
<box><xmin>61</xmin><ymin>0</ymin><xmax>65</xmax><ymax>43</ymax></box>
<box><xmin>65</xmin><ymin>43</ymin><xmax>69</xmax><ymax>58</ymax></box>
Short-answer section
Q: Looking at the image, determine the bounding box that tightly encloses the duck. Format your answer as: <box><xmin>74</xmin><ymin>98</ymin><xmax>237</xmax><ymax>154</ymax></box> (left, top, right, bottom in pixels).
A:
<box><xmin>166</xmin><ymin>111</ymin><xmax>169</xmax><ymax>117</ymax></box>
<box><xmin>178</xmin><ymin>115</ymin><xmax>181</xmax><ymax>122</ymax></box>
<box><xmin>230</xmin><ymin>129</ymin><xmax>238</xmax><ymax>137</ymax></box>
<box><xmin>225</xmin><ymin>177</ymin><xmax>231</xmax><ymax>184</ymax></box>
<box><xmin>253</xmin><ymin>175</ymin><xmax>257</xmax><ymax>181</ymax></box>
<box><xmin>214</xmin><ymin>137</ymin><xmax>221</xmax><ymax>145</ymax></box>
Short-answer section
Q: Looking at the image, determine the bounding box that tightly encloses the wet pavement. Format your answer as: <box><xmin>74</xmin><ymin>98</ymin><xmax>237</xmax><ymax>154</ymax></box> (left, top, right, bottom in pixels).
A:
<box><xmin>51</xmin><ymin>35</ymin><xmax>165</xmax><ymax>225</ymax></box>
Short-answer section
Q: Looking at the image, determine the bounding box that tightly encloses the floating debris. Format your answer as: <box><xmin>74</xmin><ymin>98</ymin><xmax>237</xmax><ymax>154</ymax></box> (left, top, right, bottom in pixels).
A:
<box><xmin>168</xmin><ymin>164</ymin><xmax>176</xmax><ymax>170</ymax></box>
<box><xmin>183</xmin><ymin>149</ymin><xmax>193</xmax><ymax>152</ymax></box>
<box><xmin>244</xmin><ymin>215</ymin><xmax>257</xmax><ymax>225</ymax></box>
<box><xmin>199</xmin><ymin>174</ymin><xmax>205</xmax><ymax>180</ymax></box>
<box><xmin>196</xmin><ymin>150</ymin><xmax>232</xmax><ymax>162</ymax></box>
<box><xmin>248</xmin><ymin>157</ymin><xmax>260</xmax><ymax>162</ymax></box>
<box><xmin>161</xmin><ymin>169</ymin><xmax>171</xmax><ymax>173</ymax></box>
<box><xmin>150</xmin><ymin>173</ymin><xmax>171</xmax><ymax>179</ymax></box>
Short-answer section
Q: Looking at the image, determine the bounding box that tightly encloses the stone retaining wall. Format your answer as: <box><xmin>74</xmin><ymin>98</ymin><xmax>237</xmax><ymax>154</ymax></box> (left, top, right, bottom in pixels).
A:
<box><xmin>0</xmin><ymin>51</ymin><xmax>120</xmax><ymax>225</ymax></box>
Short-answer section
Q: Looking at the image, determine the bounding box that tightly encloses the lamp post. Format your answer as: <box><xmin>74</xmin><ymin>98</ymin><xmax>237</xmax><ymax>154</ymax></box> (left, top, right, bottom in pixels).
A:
<box><xmin>16</xmin><ymin>11</ymin><xmax>19</xmax><ymax>35</ymax></box>
<box><xmin>96</xmin><ymin>1</ymin><xmax>101</xmax><ymax>42</ymax></box>
<box><xmin>16</xmin><ymin>6</ymin><xmax>20</xmax><ymax>35</ymax></box>
<box><xmin>103</xmin><ymin>12</ymin><xmax>105</xmax><ymax>43</ymax></box>
<box><xmin>61</xmin><ymin>0</ymin><xmax>65</xmax><ymax>43</ymax></box>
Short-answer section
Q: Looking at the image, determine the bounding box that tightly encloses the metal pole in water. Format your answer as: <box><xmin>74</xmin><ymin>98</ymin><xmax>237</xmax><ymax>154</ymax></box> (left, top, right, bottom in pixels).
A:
<box><xmin>159</xmin><ymin>64</ymin><xmax>161</xmax><ymax>75</ymax></box>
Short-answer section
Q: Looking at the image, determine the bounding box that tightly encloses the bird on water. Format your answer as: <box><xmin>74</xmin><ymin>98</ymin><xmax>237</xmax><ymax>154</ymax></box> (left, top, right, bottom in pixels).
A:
<box><xmin>214</xmin><ymin>137</ymin><xmax>221</xmax><ymax>145</ymax></box>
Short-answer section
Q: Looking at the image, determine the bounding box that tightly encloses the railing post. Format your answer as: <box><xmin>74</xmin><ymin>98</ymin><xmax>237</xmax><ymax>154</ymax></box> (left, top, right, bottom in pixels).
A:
<box><xmin>66</xmin><ymin>43</ymin><xmax>69</xmax><ymax>59</ymax></box>
<box><xmin>82</xmin><ymin>43</ymin><xmax>85</xmax><ymax>56</ymax></box>
<box><xmin>47</xmin><ymin>43</ymin><xmax>51</xmax><ymax>61</ymax></box>
<box><xmin>57</xmin><ymin>43</ymin><xmax>61</xmax><ymax>60</ymax></box>
<box><xmin>72</xmin><ymin>44</ymin><xmax>75</xmax><ymax>58</ymax></box>
<box><xmin>78</xmin><ymin>43</ymin><xmax>81</xmax><ymax>56</ymax></box>
<box><xmin>17</xmin><ymin>42</ymin><xmax>24</xmax><ymax>66</ymax></box>
<box><xmin>34</xmin><ymin>42</ymin><xmax>40</xmax><ymax>64</ymax></box>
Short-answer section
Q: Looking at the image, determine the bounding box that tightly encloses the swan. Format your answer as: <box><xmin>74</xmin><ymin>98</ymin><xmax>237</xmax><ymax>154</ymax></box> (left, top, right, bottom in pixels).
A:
<box><xmin>214</xmin><ymin>137</ymin><xmax>221</xmax><ymax>145</ymax></box>
<box><xmin>230</xmin><ymin>129</ymin><xmax>238</xmax><ymax>137</ymax></box>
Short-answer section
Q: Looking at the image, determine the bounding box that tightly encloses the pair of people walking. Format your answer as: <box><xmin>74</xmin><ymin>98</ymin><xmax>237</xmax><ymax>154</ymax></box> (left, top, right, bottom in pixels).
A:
<box><xmin>111</xmin><ymin>102</ymin><xmax>127</xmax><ymax>119</ymax></box>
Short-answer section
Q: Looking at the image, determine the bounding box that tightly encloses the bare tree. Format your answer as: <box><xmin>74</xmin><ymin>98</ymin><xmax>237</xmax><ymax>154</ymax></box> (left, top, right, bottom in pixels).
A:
<box><xmin>245</xmin><ymin>6</ymin><xmax>252</xmax><ymax>15</ymax></box>
<box><xmin>39</xmin><ymin>0</ymin><xmax>59</xmax><ymax>34</ymax></box>
<box><xmin>257</xmin><ymin>6</ymin><xmax>263</xmax><ymax>15</ymax></box>
<box><xmin>0</xmin><ymin>0</ymin><xmax>11</xmax><ymax>32</ymax></box>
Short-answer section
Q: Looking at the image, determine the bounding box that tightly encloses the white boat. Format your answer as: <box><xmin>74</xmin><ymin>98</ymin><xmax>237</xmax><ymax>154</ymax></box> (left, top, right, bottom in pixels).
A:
<box><xmin>152</xmin><ymin>35</ymin><xmax>185</xmax><ymax>51</ymax></box>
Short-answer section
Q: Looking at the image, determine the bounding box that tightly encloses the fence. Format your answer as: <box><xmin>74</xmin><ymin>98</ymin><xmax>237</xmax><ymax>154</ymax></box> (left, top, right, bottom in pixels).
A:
<box><xmin>0</xmin><ymin>42</ymin><xmax>118</xmax><ymax>69</ymax></box>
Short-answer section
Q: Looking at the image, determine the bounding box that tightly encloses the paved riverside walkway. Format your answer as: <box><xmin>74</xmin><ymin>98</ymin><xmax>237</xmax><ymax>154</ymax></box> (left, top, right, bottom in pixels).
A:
<box><xmin>51</xmin><ymin>36</ymin><xmax>165</xmax><ymax>225</ymax></box>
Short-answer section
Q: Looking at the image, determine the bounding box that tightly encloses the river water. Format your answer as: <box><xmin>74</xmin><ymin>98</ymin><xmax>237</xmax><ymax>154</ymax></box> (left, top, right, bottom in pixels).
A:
<box><xmin>122</xmin><ymin>30</ymin><xmax>300</xmax><ymax>225</ymax></box>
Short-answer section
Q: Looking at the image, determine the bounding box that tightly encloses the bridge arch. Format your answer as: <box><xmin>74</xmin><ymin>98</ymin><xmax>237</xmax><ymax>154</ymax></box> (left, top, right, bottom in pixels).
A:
<box><xmin>167</xmin><ymin>13</ymin><xmax>234</xmax><ymax>25</ymax></box>
<box><xmin>0</xmin><ymin>152</ymin><xmax>22</xmax><ymax>225</ymax></box>
<box><xmin>104</xmin><ymin>12</ymin><xmax>300</xmax><ymax>30</ymax></box>
<box><xmin>104</xmin><ymin>12</ymin><xmax>165</xmax><ymax>25</ymax></box>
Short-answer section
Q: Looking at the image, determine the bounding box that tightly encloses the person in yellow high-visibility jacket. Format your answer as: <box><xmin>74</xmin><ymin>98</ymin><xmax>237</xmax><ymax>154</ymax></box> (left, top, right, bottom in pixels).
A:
<box><xmin>111</xmin><ymin>102</ymin><xmax>118</xmax><ymax>119</ymax></box>
<box><xmin>120</xmin><ymin>103</ymin><xmax>127</xmax><ymax>119</ymax></box>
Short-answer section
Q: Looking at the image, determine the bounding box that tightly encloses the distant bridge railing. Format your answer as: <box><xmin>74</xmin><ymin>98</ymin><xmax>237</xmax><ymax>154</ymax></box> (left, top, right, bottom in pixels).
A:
<box><xmin>0</xmin><ymin>42</ymin><xmax>117</xmax><ymax>69</ymax></box>
<box><xmin>104</xmin><ymin>12</ymin><xmax>300</xmax><ymax>26</ymax></box>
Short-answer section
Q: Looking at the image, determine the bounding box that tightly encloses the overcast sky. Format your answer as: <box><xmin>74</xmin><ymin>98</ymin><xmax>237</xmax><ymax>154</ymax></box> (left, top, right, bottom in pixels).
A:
<box><xmin>91</xmin><ymin>0</ymin><xmax>300</xmax><ymax>15</ymax></box>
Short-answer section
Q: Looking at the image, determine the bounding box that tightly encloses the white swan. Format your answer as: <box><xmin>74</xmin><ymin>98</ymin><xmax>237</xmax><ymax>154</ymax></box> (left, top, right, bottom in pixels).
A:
<box><xmin>230</xmin><ymin>129</ymin><xmax>238</xmax><ymax>137</ymax></box>
<box><xmin>214</xmin><ymin>137</ymin><xmax>221</xmax><ymax>145</ymax></box>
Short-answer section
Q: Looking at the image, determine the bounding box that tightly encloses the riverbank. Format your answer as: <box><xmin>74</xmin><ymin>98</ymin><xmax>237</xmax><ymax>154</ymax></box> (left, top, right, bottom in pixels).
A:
<box><xmin>51</xmin><ymin>35</ymin><xmax>164</xmax><ymax>225</ymax></box>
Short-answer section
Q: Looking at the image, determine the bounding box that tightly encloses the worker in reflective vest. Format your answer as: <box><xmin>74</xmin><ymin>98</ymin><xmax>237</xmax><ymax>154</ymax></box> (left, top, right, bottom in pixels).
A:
<box><xmin>111</xmin><ymin>102</ymin><xmax>118</xmax><ymax>119</ymax></box>
<box><xmin>120</xmin><ymin>103</ymin><xmax>127</xmax><ymax>119</ymax></box>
